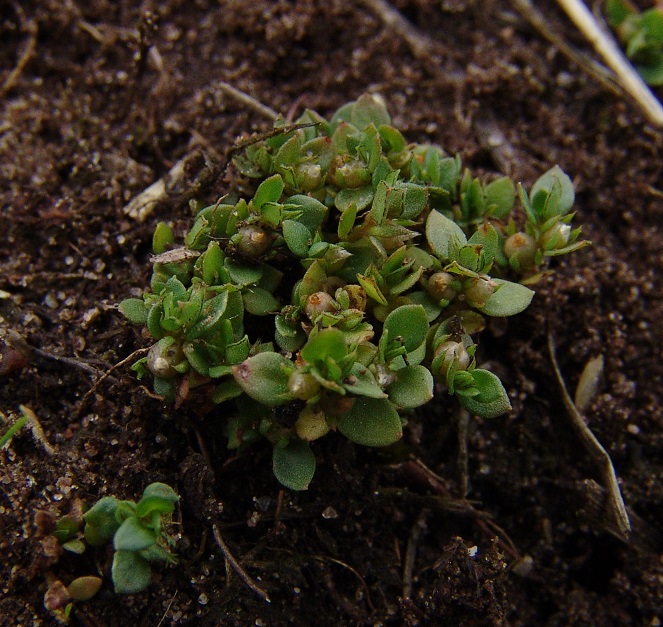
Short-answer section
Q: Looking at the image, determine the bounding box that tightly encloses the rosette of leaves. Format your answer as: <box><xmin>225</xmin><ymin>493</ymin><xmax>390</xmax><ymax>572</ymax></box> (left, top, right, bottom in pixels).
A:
<box><xmin>119</xmin><ymin>94</ymin><xmax>589</xmax><ymax>490</ymax></box>
<box><xmin>54</xmin><ymin>484</ymin><xmax>179</xmax><ymax>594</ymax></box>
<box><xmin>606</xmin><ymin>0</ymin><xmax>663</xmax><ymax>86</ymax></box>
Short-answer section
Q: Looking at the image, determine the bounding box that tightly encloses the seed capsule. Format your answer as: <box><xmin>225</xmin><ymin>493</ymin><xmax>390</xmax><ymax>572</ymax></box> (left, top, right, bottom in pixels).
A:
<box><xmin>539</xmin><ymin>223</ymin><xmax>571</xmax><ymax>251</ymax></box>
<box><xmin>146</xmin><ymin>338</ymin><xmax>185</xmax><ymax>379</ymax></box>
<box><xmin>463</xmin><ymin>276</ymin><xmax>497</xmax><ymax>308</ymax></box>
<box><xmin>288</xmin><ymin>371</ymin><xmax>321</xmax><ymax>401</ymax></box>
<box><xmin>434</xmin><ymin>340</ymin><xmax>471</xmax><ymax>379</ymax></box>
<box><xmin>504</xmin><ymin>232</ymin><xmax>538</xmax><ymax>270</ymax></box>
<box><xmin>295</xmin><ymin>163</ymin><xmax>323</xmax><ymax>192</ymax></box>
<box><xmin>426</xmin><ymin>272</ymin><xmax>457</xmax><ymax>302</ymax></box>
<box><xmin>235</xmin><ymin>225</ymin><xmax>271</xmax><ymax>257</ymax></box>
<box><xmin>304</xmin><ymin>291</ymin><xmax>337</xmax><ymax>320</ymax></box>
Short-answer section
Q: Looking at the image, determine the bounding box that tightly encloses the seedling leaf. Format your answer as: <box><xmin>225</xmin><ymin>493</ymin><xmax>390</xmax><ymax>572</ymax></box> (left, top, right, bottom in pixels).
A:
<box><xmin>337</xmin><ymin>397</ymin><xmax>402</xmax><ymax>446</ymax></box>
<box><xmin>272</xmin><ymin>439</ymin><xmax>316</xmax><ymax>490</ymax></box>
<box><xmin>112</xmin><ymin>550</ymin><xmax>152</xmax><ymax>594</ymax></box>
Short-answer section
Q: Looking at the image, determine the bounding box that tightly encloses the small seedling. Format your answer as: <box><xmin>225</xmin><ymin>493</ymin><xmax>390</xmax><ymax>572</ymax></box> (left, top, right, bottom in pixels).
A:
<box><xmin>120</xmin><ymin>94</ymin><xmax>589</xmax><ymax>490</ymax></box>
<box><xmin>606</xmin><ymin>0</ymin><xmax>663</xmax><ymax>85</ymax></box>
<box><xmin>55</xmin><ymin>483</ymin><xmax>179</xmax><ymax>594</ymax></box>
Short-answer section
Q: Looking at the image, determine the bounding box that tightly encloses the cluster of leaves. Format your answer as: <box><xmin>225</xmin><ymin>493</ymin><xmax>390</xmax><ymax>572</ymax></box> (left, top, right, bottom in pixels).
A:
<box><xmin>54</xmin><ymin>483</ymin><xmax>179</xmax><ymax>594</ymax></box>
<box><xmin>120</xmin><ymin>94</ymin><xmax>588</xmax><ymax>490</ymax></box>
<box><xmin>606</xmin><ymin>0</ymin><xmax>663</xmax><ymax>85</ymax></box>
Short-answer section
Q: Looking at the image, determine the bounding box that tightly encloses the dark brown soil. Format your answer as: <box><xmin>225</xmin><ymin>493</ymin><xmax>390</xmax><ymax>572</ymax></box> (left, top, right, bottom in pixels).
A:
<box><xmin>1</xmin><ymin>1</ymin><xmax>662</xmax><ymax>625</ymax></box>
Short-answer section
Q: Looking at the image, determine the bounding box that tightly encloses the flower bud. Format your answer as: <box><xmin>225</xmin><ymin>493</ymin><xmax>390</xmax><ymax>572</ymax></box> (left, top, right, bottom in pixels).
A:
<box><xmin>539</xmin><ymin>223</ymin><xmax>571</xmax><ymax>251</ymax></box>
<box><xmin>295</xmin><ymin>407</ymin><xmax>330</xmax><ymax>441</ymax></box>
<box><xmin>333</xmin><ymin>160</ymin><xmax>371</xmax><ymax>188</ymax></box>
<box><xmin>146</xmin><ymin>338</ymin><xmax>185</xmax><ymax>379</ymax></box>
<box><xmin>235</xmin><ymin>225</ymin><xmax>272</xmax><ymax>257</ymax></box>
<box><xmin>463</xmin><ymin>276</ymin><xmax>497</xmax><ymax>308</ymax></box>
<box><xmin>434</xmin><ymin>340</ymin><xmax>470</xmax><ymax>379</ymax></box>
<box><xmin>426</xmin><ymin>272</ymin><xmax>457</xmax><ymax>302</ymax></box>
<box><xmin>503</xmin><ymin>232</ymin><xmax>538</xmax><ymax>270</ymax></box>
<box><xmin>288</xmin><ymin>371</ymin><xmax>321</xmax><ymax>401</ymax></box>
<box><xmin>304</xmin><ymin>291</ymin><xmax>337</xmax><ymax>320</ymax></box>
<box><xmin>294</xmin><ymin>162</ymin><xmax>323</xmax><ymax>192</ymax></box>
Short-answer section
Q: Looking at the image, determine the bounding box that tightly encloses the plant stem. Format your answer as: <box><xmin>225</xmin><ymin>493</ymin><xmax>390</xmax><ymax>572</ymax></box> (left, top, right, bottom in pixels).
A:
<box><xmin>0</xmin><ymin>414</ymin><xmax>28</xmax><ymax>449</ymax></box>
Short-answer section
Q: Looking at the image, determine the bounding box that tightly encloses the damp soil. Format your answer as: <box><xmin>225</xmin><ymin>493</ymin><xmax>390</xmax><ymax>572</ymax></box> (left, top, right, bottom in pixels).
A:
<box><xmin>1</xmin><ymin>1</ymin><xmax>662</xmax><ymax>625</ymax></box>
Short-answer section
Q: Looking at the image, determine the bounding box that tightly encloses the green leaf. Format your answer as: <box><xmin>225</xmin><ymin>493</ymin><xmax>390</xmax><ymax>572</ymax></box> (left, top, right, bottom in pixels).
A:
<box><xmin>406</xmin><ymin>291</ymin><xmax>442</xmax><ymax>322</ymax></box>
<box><xmin>350</xmin><ymin>94</ymin><xmax>391</xmax><ymax>130</ymax></box>
<box><xmin>484</xmin><ymin>177</ymin><xmax>515</xmax><ymax>219</ymax></box>
<box><xmin>114</xmin><ymin>517</ymin><xmax>157</xmax><ymax>551</ymax></box>
<box><xmin>54</xmin><ymin>515</ymin><xmax>81</xmax><ymax>544</ymax></box>
<box><xmin>201</xmin><ymin>241</ymin><xmax>226</xmax><ymax>285</ymax></box>
<box><xmin>67</xmin><ymin>576</ymin><xmax>103</xmax><ymax>602</ymax></box>
<box><xmin>606</xmin><ymin>0</ymin><xmax>633</xmax><ymax>26</ymax></box>
<box><xmin>337</xmin><ymin>397</ymin><xmax>403</xmax><ymax>447</ymax></box>
<box><xmin>401</xmin><ymin>184</ymin><xmax>428</xmax><ymax>219</ymax></box>
<box><xmin>225</xmin><ymin>335</ymin><xmax>251</xmax><ymax>364</ymax></box>
<box><xmin>426</xmin><ymin>210</ymin><xmax>467</xmax><ymax>260</ymax></box>
<box><xmin>336</xmin><ymin>186</ymin><xmax>373</xmax><ymax>214</ymax></box>
<box><xmin>383</xmin><ymin>304</ymin><xmax>429</xmax><ymax>353</ymax></box>
<box><xmin>242</xmin><ymin>287</ymin><xmax>280</xmax><ymax>315</ymax></box>
<box><xmin>83</xmin><ymin>497</ymin><xmax>121</xmax><ymax>546</ymax></box>
<box><xmin>135</xmin><ymin>483</ymin><xmax>179</xmax><ymax>518</ymax></box>
<box><xmin>224</xmin><ymin>259</ymin><xmax>263</xmax><ymax>286</ymax></box>
<box><xmin>370</xmin><ymin>180</ymin><xmax>388</xmax><ymax>224</ymax></box>
<box><xmin>163</xmin><ymin>275</ymin><xmax>187</xmax><ymax>302</ymax></box>
<box><xmin>185</xmin><ymin>291</ymin><xmax>229</xmax><ymax>341</ymax></box>
<box><xmin>62</xmin><ymin>538</ymin><xmax>86</xmax><ymax>554</ymax></box>
<box><xmin>112</xmin><ymin>551</ymin><xmax>152</xmax><ymax>594</ymax></box>
<box><xmin>153</xmin><ymin>376</ymin><xmax>177</xmax><ymax>400</ymax></box>
<box><xmin>338</xmin><ymin>203</ymin><xmax>359</xmax><ymax>240</ymax></box>
<box><xmin>285</xmin><ymin>195</ymin><xmax>327</xmax><ymax>232</ymax></box>
<box><xmin>387</xmin><ymin>365</ymin><xmax>434</xmax><ymax>409</ymax></box>
<box><xmin>479</xmin><ymin>278</ymin><xmax>534</xmax><ymax>317</ymax></box>
<box><xmin>457</xmin><ymin>369</ymin><xmax>511</xmax><ymax>418</ymax></box>
<box><xmin>638</xmin><ymin>58</ymin><xmax>663</xmax><ymax>86</ymax></box>
<box><xmin>531</xmin><ymin>165</ymin><xmax>575</xmax><ymax>218</ymax></box>
<box><xmin>253</xmin><ymin>174</ymin><xmax>284</xmax><ymax>209</ymax></box>
<box><xmin>343</xmin><ymin>363</ymin><xmax>387</xmax><ymax>399</ymax></box>
<box><xmin>152</xmin><ymin>222</ymin><xmax>174</xmax><ymax>254</ymax></box>
<box><xmin>467</xmin><ymin>223</ymin><xmax>499</xmax><ymax>268</ymax></box>
<box><xmin>274</xmin><ymin>132</ymin><xmax>304</xmax><ymax>169</ymax></box>
<box><xmin>301</xmin><ymin>328</ymin><xmax>347</xmax><ymax>365</ymax></box>
<box><xmin>378</xmin><ymin>124</ymin><xmax>406</xmax><ymax>152</ymax></box>
<box><xmin>210</xmin><ymin>379</ymin><xmax>243</xmax><ymax>403</ymax></box>
<box><xmin>232</xmin><ymin>352</ymin><xmax>293</xmax><ymax>406</ymax></box>
<box><xmin>356</xmin><ymin>273</ymin><xmax>388</xmax><ymax>306</ymax></box>
<box><xmin>282</xmin><ymin>219</ymin><xmax>312</xmax><ymax>257</ymax></box>
<box><xmin>272</xmin><ymin>439</ymin><xmax>316</xmax><ymax>491</ymax></box>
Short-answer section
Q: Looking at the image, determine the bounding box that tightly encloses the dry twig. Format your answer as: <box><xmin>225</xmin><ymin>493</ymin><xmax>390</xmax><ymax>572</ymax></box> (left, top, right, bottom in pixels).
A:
<box><xmin>402</xmin><ymin>510</ymin><xmax>428</xmax><ymax>599</ymax></box>
<box><xmin>212</xmin><ymin>524</ymin><xmax>271</xmax><ymax>603</ymax></box>
<box><xmin>79</xmin><ymin>347</ymin><xmax>150</xmax><ymax>410</ymax></box>
<box><xmin>555</xmin><ymin>0</ymin><xmax>663</xmax><ymax>127</ymax></box>
<box><xmin>359</xmin><ymin>0</ymin><xmax>436</xmax><ymax>63</ymax></box>
<box><xmin>214</xmin><ymin>80</ymin><xmax>279</xmax><ymax>121</ymax></box>
<box><xmin>0</xmin><ymin>17</ymin><xmax>37</xmax><ymax>99</ymax></box>
<box><xmin>547</xmin><ymin>332</ymin><xmax>631</xmax><ymax>538</ymax></box>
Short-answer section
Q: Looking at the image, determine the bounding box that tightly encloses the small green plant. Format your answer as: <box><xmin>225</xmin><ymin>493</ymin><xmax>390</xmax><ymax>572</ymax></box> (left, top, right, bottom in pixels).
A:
<box><xmin>55</xmin><ymin>483</ymin><xmax>179</xmax><ymax>594</ymax></box>
<box><xmin>606</xmin><ymin>0</ymin><xmax>663</xmax><ymax>85</ymax></box>
<box><xmin>119</xmin><ymin>94</ymin><xmax>588</xmax><ymax>490</ymax></box>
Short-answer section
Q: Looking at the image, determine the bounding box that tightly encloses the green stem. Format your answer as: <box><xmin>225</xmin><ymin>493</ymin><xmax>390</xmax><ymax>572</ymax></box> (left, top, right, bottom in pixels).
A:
<box><xmin>0</xmin><ymin>414</ymin><xmax>29</xmax><ymax>448</ymax></box>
